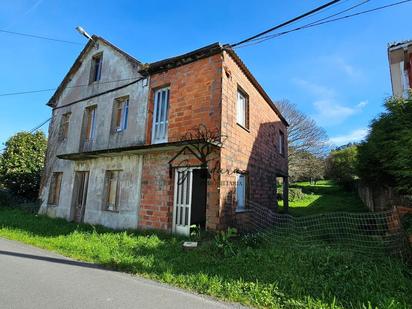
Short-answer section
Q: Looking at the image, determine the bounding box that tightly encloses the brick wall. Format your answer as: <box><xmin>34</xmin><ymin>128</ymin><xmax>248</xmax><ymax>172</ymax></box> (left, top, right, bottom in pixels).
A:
<box><xmin>146</xmin><ymin>54</ymin><xmax>223</xmax><ymax>144</ymax></box>
<box><xmin>139</xmin><ymin>148</ymin><xmax>221</xmax><ymax>230</ymax></box>
<box><xmin>140</xmin><ymin>49</ymin><xmax>288</xmax><ymax>232</ymax></box>
<box><xmin>219</xmin><ymin>50</ymin><xmax>288</xmax><ymax>228</ymax></box>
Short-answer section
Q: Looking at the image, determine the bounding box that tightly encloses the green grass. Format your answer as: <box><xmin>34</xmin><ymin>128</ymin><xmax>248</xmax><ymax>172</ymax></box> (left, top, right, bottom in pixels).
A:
<box><xmin>279</xmin><ymin>181</ymin><xmax>367</xmax><ymax>216</ymax></box>
<box><xmin>0</xmin><ymin>206</ymin><xmax>411</xmax><ymax>309</ymax></box>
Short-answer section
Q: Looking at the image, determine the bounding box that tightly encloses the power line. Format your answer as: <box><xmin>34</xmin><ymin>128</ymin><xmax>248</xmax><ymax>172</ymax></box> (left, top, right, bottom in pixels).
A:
<box><xmin>29</xmin><ymin>117</ymin><xmax>51</xmax><ymax>133</ymax></box>
<box><xmin>230</xmin><ymin>0</ymin><xmax>343</xmax><ymax>48</ymax></box>
<box><xmin>245</xmin><ymin>0</ymin><xmax>370</xmax><ymax>45</ymax></box>
<box><xmin>0</xmin><ymin>29</ymin><xmax>83</xmax><ymax>45</ymax></box>
<box><xmin>233</xmin><ymin>0</ymin><xmax>412</xmax><ymax>48</ymax></box>
<box><xmin>0</xmin><ymin>77</ymin><xmax>143</xmax><ymax>98</ymax></box>
<box><xmin>0</xmin><ymin>117</ymin><xmax>51</xmax><ymax>152</ymax></box>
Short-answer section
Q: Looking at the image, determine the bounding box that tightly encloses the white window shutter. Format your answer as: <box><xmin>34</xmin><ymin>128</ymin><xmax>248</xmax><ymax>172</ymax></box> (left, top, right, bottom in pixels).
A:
<box><xmin>152</xmin><ymin>88</ymin><xmax>169</xmax><ymax>143</ymax></box>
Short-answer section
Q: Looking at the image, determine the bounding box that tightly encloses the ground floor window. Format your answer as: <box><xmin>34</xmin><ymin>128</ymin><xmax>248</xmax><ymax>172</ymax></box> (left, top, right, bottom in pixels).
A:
<box><xmin>236</xmin><ymin>173</ymin><xmax>248</xmax><ymax>211</ymax></box>
<box><xmin>48</xmin><ymin>172</ymin><xmax>63</xmax><ymax>206</ymax></box>
<box><xmin>103</xmin><ymin>170</ymin><xmax>121</xmax><ymax>211</ymax></box>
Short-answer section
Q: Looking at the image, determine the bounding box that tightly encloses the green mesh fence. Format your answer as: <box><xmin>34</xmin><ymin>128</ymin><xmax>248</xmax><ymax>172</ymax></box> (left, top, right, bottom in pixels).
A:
<box><xmin>247</xmin><ymin>201</ymin><xmax>411</xmax><ymax>258</ymax></box>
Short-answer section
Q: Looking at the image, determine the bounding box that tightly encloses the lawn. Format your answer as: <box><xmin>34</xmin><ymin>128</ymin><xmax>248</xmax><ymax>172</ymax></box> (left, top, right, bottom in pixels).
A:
<box><xmin>0</xmin><ymin>206</ymin><xmax>411</xmax><ymax>309</ymax></box>
<box><xmin>279</xmin><ymin>180</ymin><xmax>367</xmax><ymax>216</ymax></box>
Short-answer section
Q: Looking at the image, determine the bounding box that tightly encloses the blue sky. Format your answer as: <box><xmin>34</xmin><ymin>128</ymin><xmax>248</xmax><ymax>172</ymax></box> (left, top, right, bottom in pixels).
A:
<box><xmin>0</xmin><ymin>0</ymin><xmax>411</xmax><ymax>148</ymax></box>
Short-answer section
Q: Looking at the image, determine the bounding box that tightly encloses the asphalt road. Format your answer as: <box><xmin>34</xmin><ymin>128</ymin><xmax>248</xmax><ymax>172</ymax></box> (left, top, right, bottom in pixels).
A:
<box><xmin>0</xmin><ymin>238</ymin><xmax>241</xmax><ymax>309</ymax></box>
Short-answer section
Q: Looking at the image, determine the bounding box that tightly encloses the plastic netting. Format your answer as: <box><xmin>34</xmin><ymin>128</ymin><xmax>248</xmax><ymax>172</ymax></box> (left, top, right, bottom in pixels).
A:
<box><xmin>246</xmin><ymin>201</ymin><xmax>411</xmax><ymax>258</ymax></box>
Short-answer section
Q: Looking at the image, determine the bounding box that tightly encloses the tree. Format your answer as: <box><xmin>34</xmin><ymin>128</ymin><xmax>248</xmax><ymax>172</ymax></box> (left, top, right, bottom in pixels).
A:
<box><xmin>326</xmin><ymin>145</ymin><xmax>358</xmax><ymax>190</ymax></box>
<box><xmin>0</xmin><ymin>131</ymin><xmax>47</xmax><ymax>199</ymax></box>
<box><xmin>276</xmin><ymin>100</ymin><xmax>329</xmax><ymax>181</ymax></box>
<box><xmin>357</xmin><ymin>95</ymin><xmax>412</xmax><ymax>194</ymax></box>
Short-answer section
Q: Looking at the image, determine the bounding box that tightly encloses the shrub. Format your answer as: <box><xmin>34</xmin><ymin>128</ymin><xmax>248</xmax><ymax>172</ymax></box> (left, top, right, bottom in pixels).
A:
<box><xmin>0</xmin><ymin>131</ymin><xmax>47</xmax><ymax>199</ymax></box>
<box><xmin>357</xmin><ymin>96</ymin><xmax>412</xmax><ymax>194</ymax></box>
<box><xmin>278</xmin><ymin>187</ymin><xmax>306</xmax><ymax>202</ymax></box>
<box><xmin>213</xmin><ymin>227</ymin><xmax>237</xmax><ymax>257</ymax></box>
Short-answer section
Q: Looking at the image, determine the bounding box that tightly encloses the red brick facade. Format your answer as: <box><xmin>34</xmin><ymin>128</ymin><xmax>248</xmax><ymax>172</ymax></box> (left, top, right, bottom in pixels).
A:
<box><xmin>139</xmin><ymin>48</ymin><xmax>287</xmax><ymax>231</ymax></box>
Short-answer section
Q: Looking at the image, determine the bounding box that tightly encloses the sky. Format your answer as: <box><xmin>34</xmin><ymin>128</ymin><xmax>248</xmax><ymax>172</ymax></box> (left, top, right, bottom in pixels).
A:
<box><xmin>0</xmin><ymin>0</ymin><xmax>411</xmax><ymax>148</ymax></box>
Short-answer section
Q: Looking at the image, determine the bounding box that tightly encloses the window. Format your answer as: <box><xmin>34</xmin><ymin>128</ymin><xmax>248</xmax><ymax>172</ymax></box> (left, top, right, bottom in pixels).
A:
<box><xmin>48</xmin><ymin>172</ymin><xmax>63</xmax><ymax>206</ymax></box>
<box><xmin>400</xmin><ymin>60</ymin><xmax>410</xmax><ymax>98</ymax></box>
<box><xmin>113</xmin><ymin>97</ymin><xmax>129</xmax><ymax>132</ymax></box>
<box><xmin>152</xmin><ymin>87</ymin><xmax>169</xmax><ymax>143</ymax></box>
<box><xmin>236</xmin><ymin>88</ymin><xmax>249</xmax><ymax>129</ymax></box>
<box><xmin>236</xmin><ymin>173</ymin><xmax>248</xmax><ymax>211</ymax></box>
<box><xmin>104</xmin><ymin>170</ymin><xmax>121</xmax><ymax>211</ymax></box>
<box><xmin>59</xmin><ymin>112</ymin><xmax>71</xmax><ymax>141</ymax></box>
<box><xmin>90</xmin><ymin>53</ymin><xmax>103</xmax><ymax>83</ymax></box>
<box><xmin>279</xmin><ymin>130</ymin><xmax>285</xmax><ymax>156</ymax></box>
<box><xmin>84</xmin><ymin>106</ymin><xmax>97</xmax><ymax>142</ymax></box>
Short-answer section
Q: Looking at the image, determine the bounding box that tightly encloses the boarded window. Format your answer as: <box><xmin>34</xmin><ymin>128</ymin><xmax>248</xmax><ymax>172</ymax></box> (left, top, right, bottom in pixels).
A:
<box><xmin>90</xmin><ymin>53</ymin><xmax>103</xmax><ymax>83</ymax></box>
<box><xmin>84</xmin><ymin>106</ymin><xmax>97</xmax><ymax>142</ymax></box>
<box><xmin>236</xmin><ymin>88</ymin><xmax>249</xmax><ymax>129</ymax></box>
<box><xmin>152</xmin><ymin>87</ymin><xmax>169</xmax><ymax>144</ymax></box>
<box><xmin>104</xmin><ymin>170</ymin><xmax>121</xmax><ymax>211</ymax></box>
<box><xmin>236</xmin><ymin>173</ymin><xmax>248</xmax><ymax>211</ymax></box>
<box><xmin>59</xmin><ymin>112</ymin><xmax>71</xmax><ymax>141</ymax></box>
<box><xmin>113</xmin><ymin>97</ymin><xmax>129</xmax><ymax>132</ymax></box>
<box><xmin>279</xmin><ymin>130</ymin><xmax>285</xmax><ymax>156</ymax></box>
<box><xmin>48</xmin><ymin>172</ymin><xmax>63</xmax><ymax>205</ymax></box>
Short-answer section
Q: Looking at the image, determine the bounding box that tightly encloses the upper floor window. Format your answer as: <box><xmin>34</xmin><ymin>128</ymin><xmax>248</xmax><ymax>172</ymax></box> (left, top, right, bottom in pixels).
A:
<box><xmin>84</xmin><ymin>106</ymin><xmax>97</xmax><ymax>142</ymax></box>
<box><xmin>103</xmin><ymin>170</ymin><xmax>121</xmax><ymax>212</ymax></box>
<box><xmin>152</xmin><ymin>87</ymin><xmax>169</xmax><ymax>144</ymax></box>
<box><xmin>237</xmin><ymin>88</ymin><xmax>249</xmax><ymax>129</ymax></box>
<box><xmin>90</xmin><ymin>53</ymin><xmax>103</xmax><ymax>83</ymax></box>
<box><xmin>59</xmin><ymin>112</ymin><xmax>71</xmax><ymax>141</ymax></box>
<box><xmin>48</xmin><ymin>172</ymin><xmax>63</xmax><ymax>206</ymax></box>
<box><xmin>400</xmin><ymin>60</ymin><xmax>410</xmax><ymax>98</ymax></box>
<box><xmin>113</xmin><ymin>96</ymin><xmax>129</xmax><ymax>132</ymax></box>
<box><xmin>279</xmin><ymin>130</ymin><xmax>285</xmax><ymax>156</ymax></box>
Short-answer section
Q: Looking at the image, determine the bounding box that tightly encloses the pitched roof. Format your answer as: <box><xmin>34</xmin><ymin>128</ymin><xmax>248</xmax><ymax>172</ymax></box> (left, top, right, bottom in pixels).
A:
<box><xmin>47</xmin><ymin>35</ymin><xmax>141</xmax><ymax>107</ymax></box>
<box><xmin>145</xmin><ymin>43</ymin><xmax>288</xmax><ymax>126</ymax></box>
<box><xmin>388</xmin><ymin>39</ymin><xmax>412</xmax><ymax>51</ymax></box>
<box><xmin>48</xmin><ymin>36</ymin><xmax>287</xmax><ymax>125</ymax></box>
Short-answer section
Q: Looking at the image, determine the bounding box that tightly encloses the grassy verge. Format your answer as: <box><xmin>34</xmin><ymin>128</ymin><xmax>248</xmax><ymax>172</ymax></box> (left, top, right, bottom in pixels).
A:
<box><xmin>279</xmin><ymin>181</ymin><xmax>366</xmax><ymax>216</ymax></box>
<box><xmin>0</xmin><ymin>207</ymin><xmax>411</xmax><ymax>308</ymax></box>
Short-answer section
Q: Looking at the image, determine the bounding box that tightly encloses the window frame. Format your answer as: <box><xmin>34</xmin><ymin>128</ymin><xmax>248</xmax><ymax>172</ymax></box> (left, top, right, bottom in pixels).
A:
<box><xmin>112</xmin><ymin>96</ymin><xmax>129</xmax><ymax>133</ymax></box>
<box><xmin>279</xmin><ymin>130</ymin><xmax>285</xmax><ymax>156</ymax></box>
<box><xmin>59</xmin><ymin>112</ymin><xmax>71</xmax><ymax>141</ymax></box>
<box><xmin>84</xmin><ymin>105</ymin><xmax>97</xmax><ymax>142</ymax></box>
<box><xmin>236</xmin><ymin>173</ymin><xmax>249</xmax><ymax>212</ymax></box>
<box><xmin>90</xmin><ymin>53</ymin><xmax>103</xmax><ymax>83</ymax></box>
<box><xmin>48</xmin><ymin>172</ymin><xmax>63</xmax><ymax>206</ymax></box>
<box><xmin>236</xmin><ymin>87</ymin><xmax>249</xmax><ymax>130</ymax></box>
<box><xmin>103</xmin><ymin>170</ymin><xmax>122</xmax><ymax>212</ymax></box>
<box><xmin>151</xmin><ymin>87</ymin><xmax>170</xmax><ymax>144</ymax></box>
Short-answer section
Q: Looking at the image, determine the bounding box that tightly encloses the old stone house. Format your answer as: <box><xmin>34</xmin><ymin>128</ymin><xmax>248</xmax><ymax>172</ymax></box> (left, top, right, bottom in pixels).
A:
<box><xmin>39</xmin><ymin>36</ymin><xmax>288</xmax><ymax>235</ymax></box>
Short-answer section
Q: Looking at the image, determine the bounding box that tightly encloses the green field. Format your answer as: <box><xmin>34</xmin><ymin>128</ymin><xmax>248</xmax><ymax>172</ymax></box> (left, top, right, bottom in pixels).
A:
<box><xmin>0</xmin><ymin>204</ymin><xmax>411</xmax><ymax>309</ymax></box>
<box><xmin>279</xmin><ymin>180</ymin><xmax>367</xmax><ymax>216</ymax></box>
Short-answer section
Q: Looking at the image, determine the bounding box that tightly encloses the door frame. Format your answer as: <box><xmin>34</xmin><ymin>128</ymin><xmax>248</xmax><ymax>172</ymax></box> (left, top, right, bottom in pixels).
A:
<box><xmin>172</xmin><ymin>166</ymin><xmax>203</xmax><ymax>236</ymax></box>
<box><xmin>71</xmin><ymin>171</ymin><xmax>90</xmax><ymax>223</ymax></box>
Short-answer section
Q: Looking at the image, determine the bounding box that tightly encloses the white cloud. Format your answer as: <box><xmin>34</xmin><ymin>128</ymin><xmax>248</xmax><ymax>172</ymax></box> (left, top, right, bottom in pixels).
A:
<box><xmin>293</xmin><ymin>78</ymin><xmax>335</xmax><ymax>98</ymax></box>
<box><xmin>329</xmin><ymin>128</ymin><xmax>369</xmax><ymax>146</ymax></box>
<box><xmin>356</xmin><ymin>100</ymin><xmax>368</xmax><ymax>108</ymax></box>
<box><xmin>293</xmin><ymin>79</ymin><xmax>368</xmax><ymax>127</ymax></box>
<box><xmin>321</xmin><ymin>56</ymin><xmax>363</xmax><ymax>79</ymax></box>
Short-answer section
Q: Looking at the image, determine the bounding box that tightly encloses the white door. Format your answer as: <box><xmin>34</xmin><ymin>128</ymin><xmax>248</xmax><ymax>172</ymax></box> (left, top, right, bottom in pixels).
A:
<box><xmin>173</xmin><ymin>168</ymin><xmax>193</xmax><ymax>236</ymax></box>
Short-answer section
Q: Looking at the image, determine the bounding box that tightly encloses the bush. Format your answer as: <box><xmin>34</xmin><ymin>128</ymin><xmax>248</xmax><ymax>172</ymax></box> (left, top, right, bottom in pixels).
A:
<box><xmin>278</xmin><ymin>187</ymin><xmax>306</xmax><ymax>202</ymax></box>
<box><xmin>0</xmin><ymin>131</ymin><xmax>47</xmax><ymax>200</ymax></box>
<box><xmin>326</xmin><ymin>145</ymin><xmax>358</xmax><ymax>190</ymax></box>
<box><xmin>358</xmin><ymin>96</ymin><xmax>412</xmax><ymax>194</ymax></box>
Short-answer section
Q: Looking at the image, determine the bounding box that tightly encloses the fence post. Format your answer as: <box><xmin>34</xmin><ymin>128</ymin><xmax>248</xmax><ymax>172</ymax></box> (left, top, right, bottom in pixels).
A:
<box><xmin>283</xmin><ymin>176</ymin><xmax>289</xmax><ymax>213</ymax></box>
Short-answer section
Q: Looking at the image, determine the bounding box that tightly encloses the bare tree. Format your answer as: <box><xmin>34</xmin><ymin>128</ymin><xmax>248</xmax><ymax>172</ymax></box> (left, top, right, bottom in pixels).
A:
<box><xmin>276</xmin><ymin>100</ymin><xmax>329</xmax><ymax>181</ymax></box>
